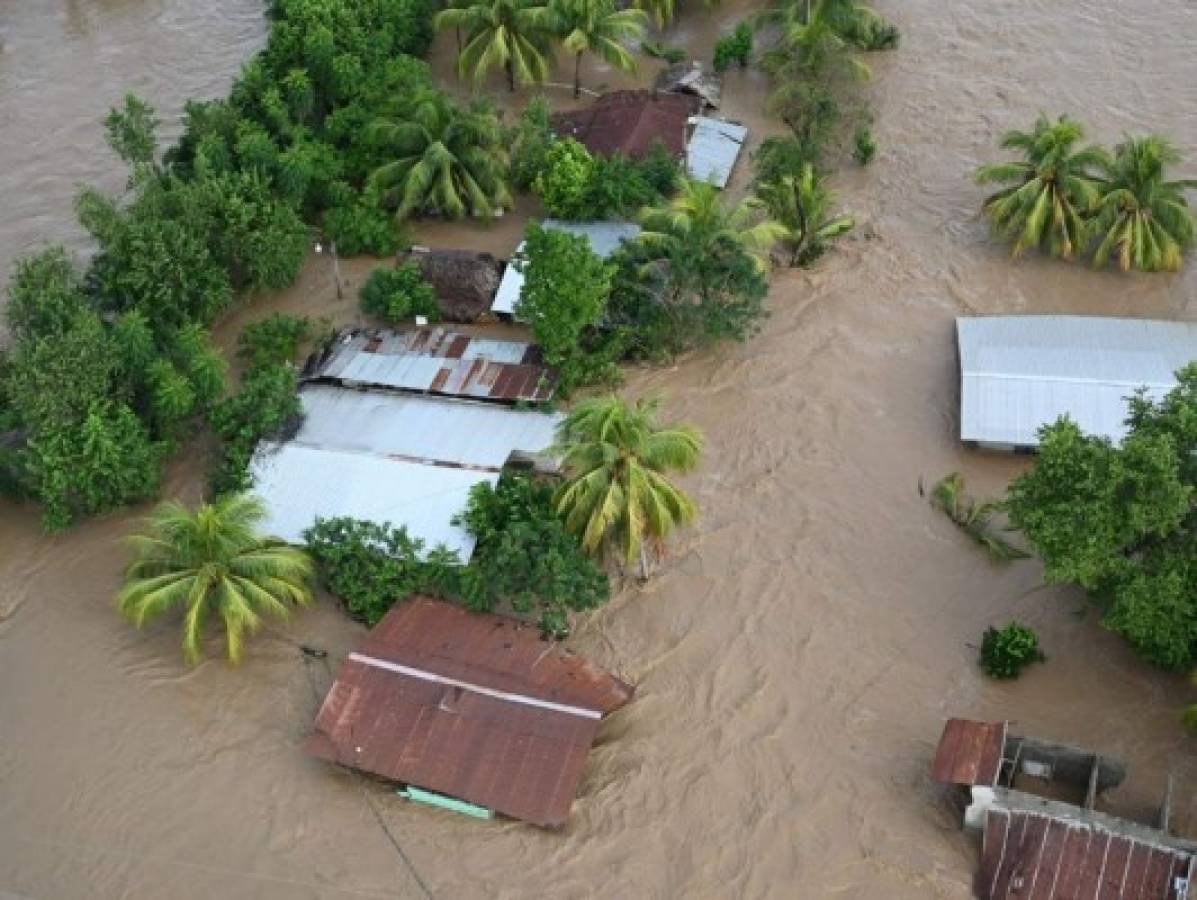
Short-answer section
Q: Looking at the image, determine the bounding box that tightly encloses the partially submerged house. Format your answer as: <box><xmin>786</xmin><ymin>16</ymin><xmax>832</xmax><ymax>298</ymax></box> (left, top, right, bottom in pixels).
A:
<box><xmin>932</xmin><ymin>718</ymin><xmax>1196</xmax><ymax>898</ymax></box>
<box><xmin>549</xmin><ymin>89</ymin><xmax>700</xmax><ymax>160</ymax></box>
<box><xmin>654</xmin><ymin>61</ymin><xmax>722</xmax><ymax>108</ymax></box>
<box><xmin>957</xmin><ymin>316</ymin><xmax>1197</xmax><ymax>451</ymax></box>
<box><xmin>492</xmin><ymin>219</ymin><xmax>642</xmax><ymax>318</ymax></box>
<box><xmin>306</xmin><ymin>596</ymin><xmax>634</xmax><ymax>828</ymax></box>
<box><xmin>400</xmin><ymin>247</ymin><xmax>502</xmax><ymax>323</ymax></box>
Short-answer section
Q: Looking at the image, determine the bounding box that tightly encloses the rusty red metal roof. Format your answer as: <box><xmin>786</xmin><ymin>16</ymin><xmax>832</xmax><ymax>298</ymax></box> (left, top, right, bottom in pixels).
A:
<box><xmin>550</xmin><ymin>90</ymin><xmax>701</xmax><ymax>159</ymax></box>
<box><xmin>932</xmin><ymin>718</ymin><xmax>1007</xmax><ymax>787</ymax></box>
<box><xmin>978</xmin><ymin>808</ymin><xmax>1196</xmax><ymax>899</ymax></box>
<box><xmin>305</xmin><ymin>597</ymin><xmax>634</xmax><ymax>828</ymax></box>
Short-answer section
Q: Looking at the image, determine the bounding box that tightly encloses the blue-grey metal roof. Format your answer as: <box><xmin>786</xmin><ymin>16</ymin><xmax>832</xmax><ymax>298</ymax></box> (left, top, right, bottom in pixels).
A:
<box><xmin>686</xmin><ymin>117</ymin><xmax>748</xmax><ymax>189</ymax></box>
<box><xmin>492</xmin><ymin>220</ymin><xmax>641</xmax><ymax>316</ymax></box>
<box><xmin>957</xmin><ymin>316</ymin><xmax>1197</xmax><ymax>447</ymax></box>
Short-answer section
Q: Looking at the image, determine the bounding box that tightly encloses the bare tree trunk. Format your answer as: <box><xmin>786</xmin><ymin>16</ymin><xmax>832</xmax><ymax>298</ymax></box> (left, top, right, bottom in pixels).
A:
<box><xmin>638</xmin><ymin>545</ymin><xmax>651</xmax><ymax>582</ymax></box>
<box><xmin>507</xmin><ymin>61</ymin><xmax>516</xmax><ymax>92</ymax></box>
<box><xmin>574</xmin><ymin>52</ymin><xmax>583</xmax><ymax>98</ymax></box>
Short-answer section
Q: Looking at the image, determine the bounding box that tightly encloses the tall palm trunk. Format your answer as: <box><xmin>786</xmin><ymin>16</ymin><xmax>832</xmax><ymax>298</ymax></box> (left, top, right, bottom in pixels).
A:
<box><xmin>506</xmin><ymin>60</ymin><xmax>516</xmax><ymax>92</ymax></box>
<box><xmin>574</xmin><ymin>51</ymin><xmax>583</xmax><ymax>98</ymax></box>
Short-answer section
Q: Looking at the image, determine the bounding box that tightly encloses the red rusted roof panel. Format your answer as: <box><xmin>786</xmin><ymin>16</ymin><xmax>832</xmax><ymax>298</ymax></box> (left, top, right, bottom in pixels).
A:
<box><xmin>931</xmin><ymin>718</ymin><xmax>1005</xmax><ymax>786</ymax></box>
<box><xmin>306</xmin><ymin>597</ymin><xmax>633</xmax><ymax>827</ymax></box>
<box><xmin>550</xmin><ymin>90</ymin><xmax>700</xmax><ymax>159</ymax></box>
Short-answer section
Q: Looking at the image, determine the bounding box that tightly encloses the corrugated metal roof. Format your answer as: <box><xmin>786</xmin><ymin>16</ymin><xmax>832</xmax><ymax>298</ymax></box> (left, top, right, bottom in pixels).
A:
<box><xmin>931</xmin><ymin>719</ymin><xmax>1006</xmax><ymax>787</ymax></box>
<box><xmin>492</xmin><ymin>220</ymin><xmax>641</xmax><ymax>316</ymax></box>
<box><xmin>979</xmin><ymin>808</ymin><xmax>1195</xmax><ymax>899</ymax></box>
<box><xmin>314</xmin><ymin>328</ymin><xmax>556</xmax><ymax>403</ymax></box>
<box><xmin>249</xmin><ymin>442</ymin><xmax>497</xmax><ymax>556</ymax></box>
<box><xmin>305</xmin><ymin>597</ymin><xmax>635</xmax><ymax>828</ymax></box>
<box><xmin>294</xmin><ymin>384</ymin><xmax>561</xmax><ymax>469</ymax></box>
<box><xmin>686</xmin><ymin>117</ymin><xmax>748</xmax><ymax>188</ymax></box>
<box><xmin>957</xmin><ymin>316</ymin><xmax>1197</xmax><ymax>447</ymax></box>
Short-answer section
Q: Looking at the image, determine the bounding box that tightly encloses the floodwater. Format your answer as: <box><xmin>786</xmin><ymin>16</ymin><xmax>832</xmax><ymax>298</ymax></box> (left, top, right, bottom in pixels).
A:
<box><xmin>3</xmin><ymin>0</ymin><xmax>1197</xmax><ymax>898</ymax></box>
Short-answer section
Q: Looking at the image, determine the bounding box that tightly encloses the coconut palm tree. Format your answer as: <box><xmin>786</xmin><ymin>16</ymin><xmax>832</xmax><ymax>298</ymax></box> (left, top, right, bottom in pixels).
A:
<box><xmin>554</xmin><ymin>395</ymin><xmax>702</xmax><ymax>576</ymax></box>
<box><xmin>116</xmin><ymin>494</ymin><xmax>314</xmax><ymax>664</ymax></box>
<box><xmin>1090</xmin><ymin>136</ymin><xmax>1197</xmax><ymax>273</ymax></box>
<box><xmin>367</xmin><ymin>90</ymin><xmax>512</xmax><ymax>221</ymax></box>
<box><xmin>755</xmin><ymin>164</ymin><xmax>854</xmax><ymax>266</ymax></box>
<box><xmin>636</xmin><ymin>177</ymin><xmax>786</xmax><ymax>273</ymax></box>
<box><xmin>758</xmin><ymin>0</ymin><xmax>886</xmax><ymax>49</ymax></box>
<box><xmin>551</xmin><ymin>0</ymin><xmax>647</xmax><ymax>98</ymax></box>
<box><xmin>435</xmin><ymin>0</ymin><xmax>555</xmax><ymax>91</ymax></box>
<box><xmin>973</xmin><ymin>115</ymin><xmax>1107</xmax><ymax>260</ymax></box>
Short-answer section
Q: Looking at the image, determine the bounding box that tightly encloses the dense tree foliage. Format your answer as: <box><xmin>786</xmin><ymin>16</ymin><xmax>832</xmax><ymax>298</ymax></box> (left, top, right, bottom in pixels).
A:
<box><xmin>533</xmin><ymin>138</ymin><xmax>680</xmax><ymax>221</ymax></box>
<box><xmin>714</xmin><ymin>22</ymin><xmax>753</xmax><ymax>72</ymax></box>
<box><xmin>358</xmin><ymin>263</ymin><xmax>441</xmax><ymax>322</ymax></box>
<box><xmin>1006</xmin><ymin>368</ymin><xmax>1197</xmax><ymax>669</ymax></box>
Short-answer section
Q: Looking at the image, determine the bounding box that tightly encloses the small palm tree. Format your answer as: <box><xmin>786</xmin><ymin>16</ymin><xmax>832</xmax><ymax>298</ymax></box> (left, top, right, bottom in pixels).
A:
<box><xmin>974</xmin><ymin>114</ymin><xmax>1107</xmax><ymax>260</ymax></box>
<box><xmin>367</xmin><ymin>90</ymin><xmax>512</xmax><ymax>221</ymax></box>
<box><xmin>435</xmin><ymin>0</ymin><xmax>555</xmax><ymax>91</ymax></box>
<box><xmin>1090</xmin><ymin>136</ymin><xmax>1197</xmax><ymax>273</ymax></box>
<box><xmin>755</xmin><ymin>164</ymin><xmax>854</xmax><ymax>266</ymax></box>
<box><xmin>117</xmin><ymin>494</ymin><xmax>314</xmax><ymax>664</ymax></box>
<box><xmin>552</xmin><ymin>0</ymin><xmax>647</xmax><ymax>98</ymax></box>
<box><xmin>554</xmin><ymin>395</ymin><xmax>702</xmax><ymax>576</ymax></box>
<box><xmin>637</xmin><ymin>178</ymin><xmax>786</xmax><ymax>273</ymax></box>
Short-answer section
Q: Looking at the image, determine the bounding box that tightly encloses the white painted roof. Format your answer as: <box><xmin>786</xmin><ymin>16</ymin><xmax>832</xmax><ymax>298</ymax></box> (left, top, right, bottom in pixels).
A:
<box><xmin>491</xmin><ymin>220</ymin><xmax>641</xmax><ymax>316</ymax></box>
<box><xmin>250</xmin><ymin>442</ymin><xmax>496</xmax><ymax>557</ymax></box>
<box><xmin>686</xmin><ymin>117</ymin><xmax>748</xmax><ymax>189</ymax></box>
<box><xmin>957</xmin><ymin>316</ymin><xmax>1197</xmax><ymax>447</ymax></box>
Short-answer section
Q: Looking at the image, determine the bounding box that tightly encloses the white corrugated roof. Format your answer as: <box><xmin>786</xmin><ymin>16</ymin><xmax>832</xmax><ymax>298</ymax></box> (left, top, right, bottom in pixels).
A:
<box><xmin>957</xmin><ymin>316</ymin><xmax>1197</xmax><ymax>447</ymax></box>
<box><xmin>250</xmin><ymin>442</ymin><xmax>496</xmax><ymax>557</ymax></box>
<box><xmin>686</xmin><ymin>117</ymin><xmax>748</xmax><ymax>189</ymax></box>
<box><xmin>491</xmin><ymin>220</ymin><xmax>641</xmax><ymax>316</ymax></box>
<box><xmin>293</xmin><ymin>385</ymin><xmax>561</xmax><ymax>468</ymax></box>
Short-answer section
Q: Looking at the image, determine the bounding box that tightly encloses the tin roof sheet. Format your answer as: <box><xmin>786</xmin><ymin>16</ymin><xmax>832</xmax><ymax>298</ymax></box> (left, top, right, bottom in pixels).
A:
<box><xmin>492</xmin><ymin>220</ymin><xmax>641</xmax><ymax>316</ymax></box>
<box><xmin>686</xmin><ymin>117</ymin><xmax>748</xmax><ymax>188</ymax></box>
<box><xmin>957</xmin><ymin>316</ymin><xmax>1197</xmax><ymax>447</ymax></box>
<box><xmin>305</xmin><ymin>597</ymin><xmax>635</xmax><ymax>828</ymax></box>
<box><xmin>931</xmin><ymin>718</ymin><xmax>1006</xmax><ymax>787</ymax></box>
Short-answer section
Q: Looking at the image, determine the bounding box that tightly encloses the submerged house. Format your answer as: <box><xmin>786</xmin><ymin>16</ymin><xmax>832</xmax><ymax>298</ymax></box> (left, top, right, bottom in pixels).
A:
<box><xmin>400</xmin><ymin>247</ymin><xmax>503</xmax><ymax>324</ymax></box>
<box><xmin>306</xmin><ymin>596</ymin><xmax>634</xmax><ymax>828</ymax></box>
<box><xmin>550</xmin><ymin>89</ymin><xmax>700</xmax><ymax>160</ymax></box>
<box><xmin>932</xmin><ymin>718</ymin><xmax>1196</xmax><ymax>898</ymax></box>
<box><xmin>957</xmin><ymin>316</ymin><xmax>1197</xmax><ymax>452</ymax></box>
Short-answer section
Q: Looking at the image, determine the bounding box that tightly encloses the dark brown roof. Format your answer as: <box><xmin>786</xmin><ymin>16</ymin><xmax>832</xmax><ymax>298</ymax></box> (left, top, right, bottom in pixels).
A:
<box><xmin>979</xmin><ymin>808</ymin><xmax>1195</xmax><ymax>899</ymax></box>
<box><xmin>932</xmin><ymin>718</ymin><xmax>1006</xmax><ymax>787</ymax></box>
<box><xmin>550</xmin><ymin>90</ymin><xmax>701</xmax><ymax>159</ymax></box>
<box><xmin>403</xmin><ymin>247</ymin><xmax>502</xmax><ymax>324</ymax></box>
<box><xmin>305</xmin><ymin>597</ymin><xmax>634</xmax><ymax>828</ymax></box>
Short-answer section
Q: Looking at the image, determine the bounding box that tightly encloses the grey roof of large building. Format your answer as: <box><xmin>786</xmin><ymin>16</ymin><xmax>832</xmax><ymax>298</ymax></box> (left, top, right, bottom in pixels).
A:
<box><xmin>957</xmin><ymin>316</ymin><xmax>1197</xmax><ymax>447</ymax></box>
<box><xmin>685</xmin><ymin>117</ymin><xmax>748</xmax><ymax>189</ymax></box>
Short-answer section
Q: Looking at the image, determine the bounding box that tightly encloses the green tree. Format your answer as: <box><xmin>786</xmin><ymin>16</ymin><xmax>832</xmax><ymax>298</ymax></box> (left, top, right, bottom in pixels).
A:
<box><xmin>974</xmin><ymin>115</ymin><xmax>1107</xmax><ymax>260</ymax></box>
<box><xmin>368</xmin><ymin>90</ymin><xmax>511</xmax><ymax>220</ymax></box>
<box><xmin>4</xmin><ymin>246</ymin><xmax>89</xmax><ymax>342</ymax></box>
<box><xmin>1005</xmin><ymin>370</ymin><xmax>1197</xmax><ymax>669</ymax></box>
<box><xmin>551</xmin><ymin>0</ymin><xmax>646</xmax><ymax>98</ymax></box>
<box><xmin>359</xmin><ymin>263</ymin><xmax>441</xmax><ymax>322</ymax></box>
<box><xmin>117</xmin><ymin>494</ymin><xmax>314</xmax><ymax>663</ymax></box>
<box><xmin>435</xmin><ymin>0</ymin><xmax>555</xmax><ymax>91</ymax></box>
<box><xmin>508</xmin><ymin>96</ymin><xmax>555</xmax><ymax>190</ymax></box>
<box><xmin>104</xmin><ymin>93</ymin><xmax>161</xmax><ymax>172</ymax></box>
<box><xmin>533</xmin><ymin>138</ymin><xmax>596</xmax><ymax>218</ymax></box>
<box><xmin>1090</xmin><ymin>136</ymin><xmax>1197</xmax><ymax>272</ymax></box>
<box><xmin>554</xmin><ymin>395</ymin><xmax>702</xmax><ymax>575</ymax></box>
<box><xmin>516</xmin><ymin>224</ymin><xmax>616</xmax><ymax>391</ymax></box>
<box><xmin>754</xmin><ymin>164</ymin><xmax>853</xmax><ymax>266</ymax></box>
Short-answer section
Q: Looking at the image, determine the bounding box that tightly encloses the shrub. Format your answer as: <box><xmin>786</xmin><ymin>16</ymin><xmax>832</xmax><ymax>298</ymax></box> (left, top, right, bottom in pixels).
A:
<box><xmin>853</xmin><ymin>126</ymin><xmax>877</xmax><ymax>165</ymax></box>
<box><xmin>641</xmin><ymin>41</ymin><xmax>686</xmax><ymax>64</ymax></box>
<box><xmin>752</xmin><ymin>136</ymin><xmax>820</xmax><ymax>187</ymax></box>
<box><xmin>979</xmin><ymin>622</ymin><xmax>1044</xmax><ymax>680</ymax></box>
<box><xmin>713</xmin><ymin>23</ymin><xmax>753</xmax><ymax>73</ymax></box>
<box><xmin>535</xmin><ymin>138</ymin><xmax>680</xmax><ymax>221</ymax></box>
<box><xmin>207</xmin><ymin>362</ymin><xmax>301</xmax><ymax>494</ymax></box>
<box><xmin>322</xmin><ymin>191</ymin><xmax>405</xmax><ymax>256</ymax></box>
<box><xmin>358</xmin><ymin>263</ymin><xmax>440</xmax><ymax>323</ymax></box>
<box><xmin>236</xmin><ymin>313</ymin><xmax>314</xmax><ymax>369</ymax></box>
<box><xmin>509</xmin><ymin>97</ymin><xmax>554</xmax><ymax>191</ymax></box>
<box><xmin>534</xmin><ymin>139</ymin><xmax>596</xmax><ymax>219</ymax></box>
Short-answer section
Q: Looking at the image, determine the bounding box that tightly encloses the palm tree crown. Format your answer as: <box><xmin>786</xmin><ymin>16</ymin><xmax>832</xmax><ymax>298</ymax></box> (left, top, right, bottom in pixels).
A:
<box><xmin>1091</xmin><ymin>136</ymin><xmax>1197</xmax><ymax>272</ymax></box>
<box><xmin>552</xmin><ymin>0</ymin><xmax>647</xmax><ymax>98</ymax></box>
<box><xmin>974</xmin><ymin>114</ymin><xmax>1107</xmax><ymax>260</ymax></box>
<box><xmin>436</xmin><ymin>0</ymin><xmax>556</xmax><ymax>91</ymax></box>
<box><xmin>755</xmin><ymin>163</ymin><xmax>854</xmax><ymax>266</ymax></box>
<box><xmin>117</xmin><ymin>493</ymin><xmax>314</xmax><ymax>663</ymax></box>
<box><xmin>367</xmin><ymin>90</ymin><xmax>511</xmax><ymax>221</ymax></box>
<box><xmin>554</xmin><ymin>395</ymin><xmax>703</xmax><ymax>571</ymax></box>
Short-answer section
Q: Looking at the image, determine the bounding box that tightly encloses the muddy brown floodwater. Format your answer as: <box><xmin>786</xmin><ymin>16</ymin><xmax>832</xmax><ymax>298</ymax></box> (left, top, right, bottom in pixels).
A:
<box><xmin>4</xmin><ymin>0</ymin><xmax>1197</xmax><ymax>898</ymax></box>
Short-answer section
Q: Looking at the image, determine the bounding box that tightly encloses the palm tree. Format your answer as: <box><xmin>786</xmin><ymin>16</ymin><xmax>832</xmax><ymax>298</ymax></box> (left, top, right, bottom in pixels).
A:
<box><xmin>116</xmin><ymin>494</ymin><xmax>314</xmax><ymax>664</ymax></box>
<box><xmin>636</xmin><ymin>178</ymin><xmax>786</xmax><ymax>273</ymax></box>
<box><xmin>759</xmin><ymin>0</ymin><xmax>871</xmax><ymax>82</ymax></box>
<box><xmin>367</xmin><ymin>90</ymin><xmax>512</xmax><ymax>221</ymax></box>
<box><xmin>552</xmin><ymin>0</ymin><xmax>647</xmax><ymax>99</ymax></box>
<box><xmin>435</xmin><ymin>0</ymin><xmax>555</xmax><ymax>91</ymax></box>
<box><xmin>554</xmin><ymin>395</ymin><xmax>703</xmax><ymax>576</ymax></box>
<box><xmin>755</xmin><ymin>164</ymin><xmax>854</xmax><ymax>266</ymax></box>
<box><xmin>1090</xmin><ymin>136</ymin><xmax>1197</xmax><ymax>273</ymax></box>
<box><xmin>973</xmin><ymin>115</ymin><xmax>1107</xmax><ymax>260</ymax></box>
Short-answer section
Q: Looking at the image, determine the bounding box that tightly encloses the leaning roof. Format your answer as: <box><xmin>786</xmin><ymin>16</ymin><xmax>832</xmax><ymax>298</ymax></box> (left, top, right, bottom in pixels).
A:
<box><xmin>492</xmin><ymin>220</ymin><xmax>641</xmax><ymax>317</ymax></box>
<box><xmin>957</xmin><ymin>316</ymin><xmax>1197</xmax><ymax>447</ymax></box>
<box><xmin>686</xmin><ymin>117</ymin><xmax>748</xmax><ymax>189</ymax></box>
<box><xmin>305</xmin><ymin>597</ymin><xmax>635</xmax><ymax>828</ymax></box>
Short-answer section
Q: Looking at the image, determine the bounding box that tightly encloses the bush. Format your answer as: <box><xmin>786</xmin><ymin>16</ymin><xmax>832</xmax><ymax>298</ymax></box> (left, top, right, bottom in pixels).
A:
<box><xmin>853</xmin><ymin>126</ymin><xmax>877</xmax><ymax>165</ymax></box>
<box><xmin>641</xmin><ymin>41</ymin><xmax>686</xmax><ymax>64</ymax></box>
<box><xmin>509</xmin><ymin>97</ymin><xmax>554</xmax><ymax>191</ymax></box>
<box><xmin>207</xmin><ymin>362</ymin><xmax>301</xmax><ymax>494</ymax></box>
<box><xmin>979</xmin><ymin>622</ymin><xmax>1044</xmax><ymax>680</ymax></box>
<box><xmin>322</xmin><ymin>192</ymin><xmax>404</xmax><ymax>256</ymax></box>
<box><xmin>752</xmin><ymin>136</ymin><xmax>820</xmax><ymax>187</ymax></box>
<box><xmin>535</xmin><ymin>138</ymin><xmax>681</xmax><ymax>221</ymax></box>
<box><xmin>236</xmin><ymin>313</ymin><xmax>314</xmax><ymax>369</ymax></box>
<box><xmin>713</xmin><ymin>23</ymin><xmax>753</xmax><ymax>73</ymax></box>
<box><xmin>534</xmin><ymin>139</ymin><xmax>595</xmax><ymax>219</ymax></box>
<box><xmin>359</xmin><ymin>263</ymin><xmax>440</xmax><ymax>323</ymax></box>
